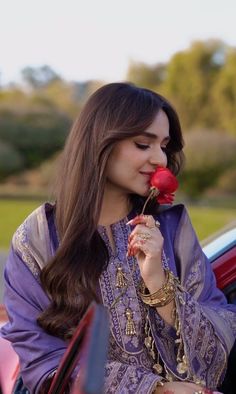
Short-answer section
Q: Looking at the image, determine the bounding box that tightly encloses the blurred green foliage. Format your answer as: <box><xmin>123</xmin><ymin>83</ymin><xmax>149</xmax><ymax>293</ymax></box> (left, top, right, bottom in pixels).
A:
<box><xmin>179</xmin><ymin>130</ymin><xmax>236</xmax><ymax>197</ymax></box>
<box><xmin>1</xmin><ymin>42</ymin><xmax>236</xmax><ymax>199</ymax></box>
<box><xmin>214</xmin><ymin>168</ymin><xmax>236</xmax><ymax>195</ymax></box>
<box><xmin>128</xmin><ymin>39</ymin><xmax>236</xmax><ymax>198</ymax></box>
<box><xmin>0</xmin><ymin>109</ymin><xmax>70</xmax><ymax>170</ymax></box>
<box><xmin>0</xmin><ymin>141</ymin><xmax>24</xmax><ymax>179</ymax></box>
<box><xmin>0</xmin><ymin>66</ymin><xmax>103</xmax><ymax>181</ymax></box>
<box><xmin>128</xmin><ymin>39</ymin><xmax>236</xmax><ymax>134</ymax></box>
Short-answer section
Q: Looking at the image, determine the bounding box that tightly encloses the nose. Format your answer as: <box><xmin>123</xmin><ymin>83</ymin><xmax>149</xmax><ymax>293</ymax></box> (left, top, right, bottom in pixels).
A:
<box><xmin>149</xmin><ymin>146</ymin><xmax>167</xmax><ymax>168</ymax></box>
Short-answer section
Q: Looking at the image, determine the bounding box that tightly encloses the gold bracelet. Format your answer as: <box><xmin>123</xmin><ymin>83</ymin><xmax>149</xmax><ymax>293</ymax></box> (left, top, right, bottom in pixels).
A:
<box><xmin>139</xmin><ymin>270</ymin><xmax>177</xmax><ymax>307</ymax></box>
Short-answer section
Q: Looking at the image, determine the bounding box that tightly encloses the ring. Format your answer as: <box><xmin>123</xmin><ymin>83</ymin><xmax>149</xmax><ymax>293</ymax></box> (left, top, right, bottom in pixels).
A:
<box><xmin>144</xmin><ymin>216</ymin><xmax>156</xmax><ymax>229</ymax></box>
<box><xmin>155</xmin><ymin>220</ymin><xmax>161</xmax><ymax>228</ymax></box>
<box><xmin>193</xmin><ymin>391</ymin><xmax>204</xmax><ymax>394</ymax></box>
<box><xmin>138</xmin><ymin>233</ymin><xmax>151</xmax><ymax>241</ymax></box>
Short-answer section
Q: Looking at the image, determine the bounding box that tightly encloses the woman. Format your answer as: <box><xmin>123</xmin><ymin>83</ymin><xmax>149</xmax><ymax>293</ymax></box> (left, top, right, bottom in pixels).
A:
<box><xmin>1</xmin><ymin>83</ymin><xmax>235</xmax><ymax>394</ymax></box>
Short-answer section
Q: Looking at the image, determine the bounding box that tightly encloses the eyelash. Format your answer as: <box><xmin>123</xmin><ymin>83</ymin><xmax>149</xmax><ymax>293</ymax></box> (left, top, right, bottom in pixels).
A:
<box><xmin>135</xmin><ymin>142</ymin><xmax>150</xmax><ymax>150</ymax></box>
<box><xmin>135</xmin><ymin>142</ymin><xmax>168</xmax><ymax>152</ymax></box>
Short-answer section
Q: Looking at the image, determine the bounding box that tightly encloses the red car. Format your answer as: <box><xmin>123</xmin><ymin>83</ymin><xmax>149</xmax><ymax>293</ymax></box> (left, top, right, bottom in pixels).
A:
<box><xmin>202</xmin><ymin>226</ymin><xmax>236</xmax><ymax>304</ymax></box>
<box><xmin>0</xmin><ymin>303</ymin><xmax>109</xmax><ymax>394</ymax></box>
<box><xmin>0</xmin><ymin>226</ymin><xmax>236</xmax><ymax>393</ymax></box>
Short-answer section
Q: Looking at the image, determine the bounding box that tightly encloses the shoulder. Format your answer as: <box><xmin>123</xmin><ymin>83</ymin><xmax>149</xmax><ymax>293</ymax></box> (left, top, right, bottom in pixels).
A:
<box><xmin>154</xmin><ymin>204</ymin><xmax>192</xmax><ymax>243</ymax></box>
<box><xmin>12</xmin><ymin>202</ymin><xmax>55</xmax><ymax>277</ymax></box>
<box><xmin>157</xmin><ymin>203</ymin><xmax>187</xmax><ymax>224</ymax></box>
<box><xmin>12</xmin><ymin>202</ymin><xmax>54</xmax><ymax>250</ymax></box>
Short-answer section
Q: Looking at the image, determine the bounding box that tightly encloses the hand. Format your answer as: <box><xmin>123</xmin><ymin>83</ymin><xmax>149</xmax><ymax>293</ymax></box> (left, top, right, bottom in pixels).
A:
<box><xmin>127</xmin><ymin>214</ymin><xmax>165</xmax><ymax>292</ymax></box>
<box><xmin>154</xmin><ymin>381</ymin><xmax>220</xmax><ymax>394</ymax></box>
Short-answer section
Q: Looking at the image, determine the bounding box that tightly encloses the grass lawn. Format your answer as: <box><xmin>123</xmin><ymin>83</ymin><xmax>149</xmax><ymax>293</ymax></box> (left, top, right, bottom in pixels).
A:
<box><xmin>0</xmin><ymin>199</ymin><xmax>44</xmax><ymax>250</ymax></box>
<box><xmin>0</xmin><ymin>199</ymin><xmax>236</xmax><ymax>250</ymax></box>
<box><xmin>186</xmin><ymin>205</ymin><xmax>236</xmax><ymax>241</ymax></box>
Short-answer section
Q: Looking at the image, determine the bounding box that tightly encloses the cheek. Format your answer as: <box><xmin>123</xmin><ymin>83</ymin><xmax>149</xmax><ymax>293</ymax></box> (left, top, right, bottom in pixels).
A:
<box><xmin>106</xmin><ymin>153</ymin><xmax>128</xmax><ymax>180</ymax></box>
<box><xmin>106</xmin><ymin>142</ymin><xmax>147</xmax><ymax>177</ymax></box>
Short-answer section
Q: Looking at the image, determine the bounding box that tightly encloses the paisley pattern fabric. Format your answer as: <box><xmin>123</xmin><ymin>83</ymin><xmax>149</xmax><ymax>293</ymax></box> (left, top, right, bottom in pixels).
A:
<box><xmin>1</xmin><ymin>202</ymin><xmax>236</xmax><ymax>393</ymax></box>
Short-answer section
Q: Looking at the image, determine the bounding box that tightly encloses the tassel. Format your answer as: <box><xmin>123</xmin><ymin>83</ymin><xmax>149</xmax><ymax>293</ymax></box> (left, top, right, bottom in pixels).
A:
<box><xmin>164</xmin><ymin>366</ymin><xmax>174</xmax><ymax>382</ymax></box>
<box><xmin>144</xmin><ymin>336</ymin><xmax>152</xmax><ymax>349</ymax></box>
<box><xmin>125</xmin><ymin>308</ymin><xmax>136</xmax><ymax>336</ymax></box>
<box><xmin>153</xmin><ymin>353</ymin><xmax>163</xmax><ymax>374</ymax></box>
<box><xmin>153</xmin><ymin>363</ymin><xmax>163</xmax><ymax>375</ymax></box>
<box><xmin>174</xmin><ymin>303</ymin><xmax>188</xmax><ymax>375</ymax></box>
<box><xmin>177</xmin><ymin>354</ymin><xmax>188</xmax><ymax>374</ymax></box>
<box><xmin>116</xmin><ymin>266</ymin><xmax>127</xmax><ymax>288</ymax></box>
<box><xmin>144</xmin><ymin>313</ymin><xmax>163</xmax><ymax>376</ymax></box>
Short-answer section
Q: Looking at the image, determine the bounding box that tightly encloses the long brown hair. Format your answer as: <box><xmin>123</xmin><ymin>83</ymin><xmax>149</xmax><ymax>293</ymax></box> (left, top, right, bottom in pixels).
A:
<box><xmin>38</xmin><ymin>82</ymin><xmax>184</xmax><ymax>339</ymax></box>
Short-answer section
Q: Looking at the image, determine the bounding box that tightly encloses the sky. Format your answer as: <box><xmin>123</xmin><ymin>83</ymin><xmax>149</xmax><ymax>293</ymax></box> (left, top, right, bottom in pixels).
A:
<box><xmin>1</xmin><ymin>0</ymin><xmax>236</xmax><ymax>85</ymax></box>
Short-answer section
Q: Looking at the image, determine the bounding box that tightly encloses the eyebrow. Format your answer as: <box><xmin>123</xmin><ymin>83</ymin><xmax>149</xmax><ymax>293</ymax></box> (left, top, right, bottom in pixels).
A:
<box><xmin>140</xmin><ymin>131</ymin><xmax>170</xmax><ymax>142</ymax></box>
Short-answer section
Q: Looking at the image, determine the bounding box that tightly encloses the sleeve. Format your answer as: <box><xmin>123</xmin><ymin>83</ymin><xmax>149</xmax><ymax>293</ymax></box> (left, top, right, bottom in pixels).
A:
<box><xmin>103</xmin><ymin>361</ymin><xmax>161</xmax><ymax>394</ymax></box>
<box><xmin>2</xmin><ymin>248</ymin><xmax>162</xmax><ymax>394</ymax></box>
<box><xmin>148</xmin><ymin>207</ymin><xmax>236</xmax><ymax>390</ymax></box>
<box><xmin>1</xmin><ymin>247</ymin><xmax>67</xmax><ymax>393</ymax></box>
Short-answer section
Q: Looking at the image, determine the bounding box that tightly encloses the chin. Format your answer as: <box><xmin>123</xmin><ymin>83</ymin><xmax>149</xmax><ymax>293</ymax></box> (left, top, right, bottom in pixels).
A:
<box><xmin>135</xmin><ymin>187</ymin><xmax>150</xmax><ymax>197</ymax></box>
<box><xmin>126</xmin><ymin>182</ymin><xmax>150</xmax><ymax>197</ymax></box>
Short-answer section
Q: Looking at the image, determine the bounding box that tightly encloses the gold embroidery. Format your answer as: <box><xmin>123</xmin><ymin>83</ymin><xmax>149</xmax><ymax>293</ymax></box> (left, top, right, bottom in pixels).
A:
<box><xmin>144</xmin><ymin>314</ymin><xmax>163</xmax><ymax>375</ymax></box>
<box><xmin>12</xmin><ymin>221</ymin><xmax>40</xmax><ymax>277</ymax></box>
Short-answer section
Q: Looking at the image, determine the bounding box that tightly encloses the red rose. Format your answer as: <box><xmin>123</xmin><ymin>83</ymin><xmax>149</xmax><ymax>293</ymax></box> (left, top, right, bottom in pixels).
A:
<box><xmin>149</xmin><ymin>167</ymin><xmax>178</xmax><ymax>205</ymax></box>
<box><xmin>156</xmin><ymin>192</ymin><xmax>175</xmax><ymax>205</ymax></box>
<box><xmin>141</xmin><ymin>167</ymin><xmax>178</xmax><ymax>213</ymax></box>
<box><xmin>150</xmin><ymin>167</ymin><xmax>178</xmax><ymax>195</ymax></box>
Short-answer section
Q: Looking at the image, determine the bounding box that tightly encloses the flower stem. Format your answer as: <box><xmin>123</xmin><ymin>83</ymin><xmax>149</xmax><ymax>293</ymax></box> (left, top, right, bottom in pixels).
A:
<box><xmin>141</xmin><ymin>187</ymin><xmax>159</xmax><ymax>215</ymax></box>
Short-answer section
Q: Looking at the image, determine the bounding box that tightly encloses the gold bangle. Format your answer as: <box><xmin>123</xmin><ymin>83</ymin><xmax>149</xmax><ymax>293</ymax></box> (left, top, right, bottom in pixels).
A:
<box><xmin>139</xmin><ymin>270</ymin><xmax>177</xmax><ymax>307</ymax></box>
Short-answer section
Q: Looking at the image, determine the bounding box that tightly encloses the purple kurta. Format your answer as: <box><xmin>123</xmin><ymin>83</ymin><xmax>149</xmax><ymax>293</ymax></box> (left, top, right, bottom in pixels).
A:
<box><xmin>1</xmin><ymin>203</ymin><xmax>236</xmax><ymax>393</ymax></box>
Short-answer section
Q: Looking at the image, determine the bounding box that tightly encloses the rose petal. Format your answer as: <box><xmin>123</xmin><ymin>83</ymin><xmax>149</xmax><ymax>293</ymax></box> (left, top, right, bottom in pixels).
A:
<box><xmin>157</xmin><ymin>192</ymin><xmax>175</xmax><ymax>205</ymax></box>
<box><xmin>150</xmin><ymin>167</ymin><xmax>178</xmax><ymax>194</ymax></box>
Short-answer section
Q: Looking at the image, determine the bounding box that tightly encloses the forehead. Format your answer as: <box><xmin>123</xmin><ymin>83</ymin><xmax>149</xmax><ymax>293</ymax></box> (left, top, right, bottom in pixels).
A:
<box><xmin>144</xmin><ymin>109</ymin><xmax>170</xmax><ymax>138</ymax></box>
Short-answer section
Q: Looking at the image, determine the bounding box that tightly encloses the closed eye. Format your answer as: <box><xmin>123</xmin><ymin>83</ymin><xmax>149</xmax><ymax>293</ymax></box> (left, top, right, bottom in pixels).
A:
<box><xmin>135</xmin><ymin>142</ymin><xmax>150</xmax><ymax>150</ymax></box>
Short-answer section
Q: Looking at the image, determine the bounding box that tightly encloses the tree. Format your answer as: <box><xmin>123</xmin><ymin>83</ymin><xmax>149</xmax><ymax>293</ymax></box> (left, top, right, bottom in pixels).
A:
<box><xmin>0</xmin><ymin>109</ymin><xmax>71</xmax><ymax>168</ymax></box>
<box><xmin>21</xmin><ymin>65</ymin><xmax>61</xmax><ymax>89</ymax></box>
<box><xmin>0</xmin><ymin>140</ymin><xmax>24</xmax><ymax>180</ymax></box>
<box><xmin>126</xmin><ymin>61</ymin><xmax>166</xmax><ymax>90</ymax></box>
<box><xmin>162</xmin><ymin>39</ymin><xmax>227</xmax><ymax>129</ymax></box>
<box><xmin>212</xmin><ymin>49</ymin><xmax>236</xmax><ymax>135</ymax></box>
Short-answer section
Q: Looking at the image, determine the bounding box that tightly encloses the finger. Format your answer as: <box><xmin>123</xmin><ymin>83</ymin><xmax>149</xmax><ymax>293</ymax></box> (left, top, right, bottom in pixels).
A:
<box><xmin>126</xmin><ymin>215</ymin><xmax>152</xmax><ymax>226</ymax></box>
<box><xmin>129</xmin><ymin>233</ymin><xmax>152</xmax><ymax>247</ymax></box>
<box><xmin>126</xmin><ymin>243</ymin><xmax>137</xmax><ymax>257</ymax></box>
<box><xmin>128</xmin><ymin>225</ymin><xmax>153</xmax><ymax>242</ymax></box>
<box><xmin>127</xmin><ymin>215</ymin><xmax>160</xmax><ymax>229</ymax></box>
<box><xmin>127</xmin><ymin>238</ymin><xmax>143</xmax><ymax>257</ymax></box>
<box><xmin>127</xmin><ymin>238</ymin><xmax>150</xmax><ymax>257</ymax></box>
<box><xmin>126</xmin><ymin>215</ymin><xmax>142</xmax><ymax>225</ymax></box>
<box><xmin>132</xmin><ymin>241</ymin><xmax>149</xmax><ymax>256</ymax></box>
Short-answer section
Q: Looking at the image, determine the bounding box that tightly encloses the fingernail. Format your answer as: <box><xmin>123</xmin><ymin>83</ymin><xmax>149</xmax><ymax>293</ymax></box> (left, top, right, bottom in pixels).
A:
<box><xmin>130</xmin><ymin>246</ymin><xmax>135</xmax><ymax>256</ymax></box>
<box><xmin>126</xmin><ymin>216</ymin><xmax>142</xmax><ymax>225</ymax></box>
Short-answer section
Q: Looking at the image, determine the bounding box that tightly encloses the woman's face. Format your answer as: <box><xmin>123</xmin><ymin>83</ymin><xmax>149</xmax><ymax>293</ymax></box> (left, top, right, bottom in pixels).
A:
<box><xmin>105</xmin><ymin>109</ymin><xmax>170</xmax><ymax>197</ymax></box>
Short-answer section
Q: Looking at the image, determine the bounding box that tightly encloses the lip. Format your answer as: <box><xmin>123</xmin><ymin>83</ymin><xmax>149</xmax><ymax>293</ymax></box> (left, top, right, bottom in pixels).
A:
<box><xmin>139</xmin><ymin>171</ymin><xmax>154</xmax><ymax>176</ymax></box>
